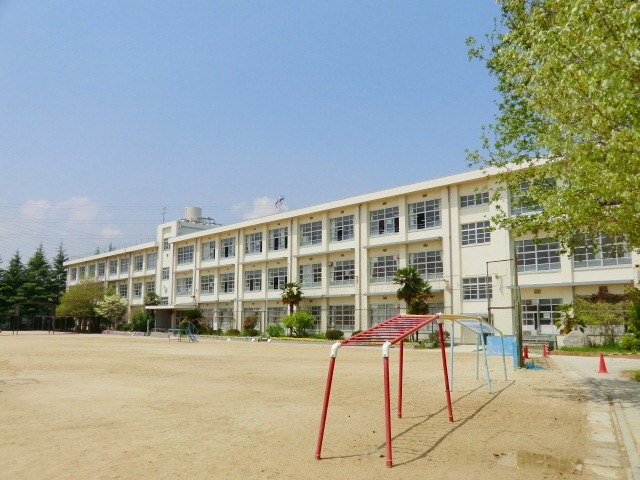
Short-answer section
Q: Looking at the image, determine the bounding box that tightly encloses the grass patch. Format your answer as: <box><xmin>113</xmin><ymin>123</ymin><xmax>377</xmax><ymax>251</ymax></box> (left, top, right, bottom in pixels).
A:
<box><xmin>621</xmin><ymin>370</ymin><xmax>640</xmax><ymax>382</ymax></box>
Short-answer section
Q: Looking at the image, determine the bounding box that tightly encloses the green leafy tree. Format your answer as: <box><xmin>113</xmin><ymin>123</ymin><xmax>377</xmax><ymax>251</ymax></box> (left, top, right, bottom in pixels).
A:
<box><xmin>95</xmin><ymin>292</ymin><xmax>128</xmax><ymax>330</ymax></box>
<box><xmin>467</xmin><ymin>0</ymin><xmax>640</xmax><ymax>251</ymax></box>
<box><xmin>626</xmin><ymin>288</ymin><xmax>640</xmax><ymax>335</ymax></box>
<box><xmin>281</xmin><ymin>282</ymin><xmax>303</xmax><ymax>315</ymax></box>
<box><xmin>573</xmin><ymin>297</ymin><xmax>629</xmax><ymax>345</ymax></box>
<box><xmin>57</xmin><ymin>279</ymin><xmax>105</xmax><ymax>322</ymax></box>
<box><xmin>131</xmin><ymin>310</ymin><xmax>154</xmax><ymax>332</ymax></box>
<box><xmin>281</xmin><ymin>311</ymin><xmax>315</xmax><ymax>337</ymax></box>
<box><xmin>393</xmin><ymin>267</ymin><xmax>432</xmax><ymax>314</ymax></box>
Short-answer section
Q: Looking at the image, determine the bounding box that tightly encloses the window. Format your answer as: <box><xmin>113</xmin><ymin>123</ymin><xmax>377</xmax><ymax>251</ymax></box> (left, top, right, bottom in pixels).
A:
<box><xmin>330</xmin><ymin>215</ymin><xmax>354</xmax><ymax>242</ymax></box>
<box><xmin>408</xmin><ymin>251</ymin><xmax>443</xmax><ymax>280</ymax></box>
<box><xmin>461</xmin><ymin>221</ymin><xmax>491</xmax><ymax>246</ymax></box>
<box><xmin>522</xmin><ymin>298</ymin><xmax>563</xmax><ymax>331</ymax></box>
<box><xmin>510</xmin><ymin>178</ymin><xmax>555</xmax><ymax>216</ymax></box>
<box><xmin>573</xmin><ymin>234</ymin><xmax>631</xmax><ymax>268</ymax></box>
<box><xmin>300</xmin><ymin>221</ymin><xmax>322</xmax><ymax>246</ymax></box>
<box><xmin>145</xmin><ymin>281</ymin><xmax>155</xmax><ymax>293</ymax></box>
<box><xmin>329</xmin><ymin>305</ymin><xmax>355</xmax><ymax>331</ymax></box>
<box><xmin>370</xmin><ymin>207</ymin><xmax>399</xmax><ymax>236</ymax></box>
<box><xmin>408</xmin><ymin>200</ymin><xmax>441</xmax><ymax>230</ymax></box>
<box><xmin>88</xmin><ymin>264</ymin><xmax>96</xmax><ymax>277</ymax></box>
<box><xmin>70</xmin><ymin>268</ymin><xmax>77</xmax><ymax>281</ymax></box>
<box><xmin>133</xmin><ymin>282</ymin><xmax>143</xmax><ymax>298</ymax></box>
<box><xmin>135</xmin><ymin>255</ymin><xmax>144</xmax><ymax>272</ymax></box>
<box><xmin>268</xmin><ymin>267</ymin><xmax>288</xmax><ymax>290</ymax></box>
<box><xmin>460</xmin><ymin>192</ymin><xmax>489</xmax><ymax>208</ymax></box>
<box><xmin>118</xmin><ymin>284</ymin><xmax>128</xmax><ymax>298</ymax></box>
<box><xmin>245</xmin><ymin>232</ymin><xmax>263</xmax><ymax>255</ymax></box>
<box><xmin>217</xmin><ymin>308</ymin><xmax>234</xmax><ymax>330</ymax></box>
<box><xmin>176</xmin><ymin>277</ymin><xmax>193</xmax><ymax>296</ymax></box>
<box><xmin>331</xmin><ymin>260</ymin><xmax>355</xmax><ymax>286</ymax></box>
<box><xmin>462</xmin><ymin>277</ymin><xmax>492</xmax><ymax>300</ymax></box>
<box><xmin>200</xmin><ymin>274</ymin><xmax>215</xmax><ymax>294</ymax></box>
<box><xmin>163</xmin><ymin>238</ymin><xmax>170</xmax><ymax>251</ymax></box>
<box><xmin>97</xmin><ymin>262</ymin><xmax>105</xmax><ymax>277</ymax></box>
<box><xmin>160</xmin><ymin>296</ymin><xmax>169</xmax><ymax>306</ymax></box>
<box><xmin>370</xmin><ymin>304</ymin><xmax>399</xmax><ymax>326</ymax></box>
<box><xmin>244</xmin><ymin>270</ymin><xmax>262</xmax><ymax>292</ymax></box>
<box><xmin>222</xmin><ymin>238</ymin><xmax>236</xmax><ymax>258</ymax></box>
<box><xmin>109</xmin><ymin>259</ymin><xmax>118</xmax><ymax>275</ymax></box>
<box><xmin>162</xmin><ymin>267</ymin><xmax>170</xmax><ymax>280</ymax></box>
<box><xmin>202</xmin><ymin>241</ymin><xmax>216</xmax><ymax>261</ymax></box>
<box><xmin>146</xmin><ymin>252</ymin><xmax>157</xmax><ymax>269</ymax></box>
<box><xmin>220</xmin><ymin>273</ymin><xmax>235</xmax><ymax>293</ymax></box>
<box><xmin>267</xmin><ymin>307</ymin><xmax>286</xmax><ymax>326</ymax></box>
<box><xmin>299</xmin><ymin>263</ymin><xmax>322</xmax><ymax>288</ymax></box>
<box><xmin>177</xmin><ymin>245</ymin><xmax>194</xmax><ymax>264</ymax></box>
<box><xmin>269</xmin><ymin>227</ymin><xmax>288</xmax><ymax>251</ymax></box>
<box><xmin>301</xmin><ymin>305</ymin><xmax>322</xmax><ymax>331</ymax></box>
<box><xmin>79</xmin><ymin>266</ymin><xmax>86</xmax><ymax>278</ymax></box>
<box><xmin>515</xmin><ymin>239</ymin><xmax>561</xmax><ymax>272</ymax></box>
<box><xmin>120</xmin><ymin>258</ymin><xmax>129</xmax><ymax>274</ymax></box>
<box><xmin>370</xmin><ymin>255</ymin><xmax>398</xmax><ymax>283</ymax></box>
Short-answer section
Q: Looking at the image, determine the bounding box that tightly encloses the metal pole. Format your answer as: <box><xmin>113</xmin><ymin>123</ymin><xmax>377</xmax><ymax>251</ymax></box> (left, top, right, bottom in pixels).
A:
<box><xmin>382</xmin><ymin>341</ymin><xmax>393</xmax><ymax>468</ymax></box>
<box><xmin>513</xmin><ymin>244</ymin><xmax>525</xmax><ymax>368</ymax></box>
<box><xmin>480</xmin><ymin>322</ymin><xmax>492</xmax><ymax>394</ymax></box>
<box><xmin>315</xmin><ymin>343</ymin><xmax>341</xmax><ymax>460</ymax></box>
<box><xmin>438</xmin><ymin>320</ymin><xmax>454</xmax><ymax>423</ymax></box>
<box><xmin>449</xmin><ymin>321</ymin><xmax>454</xmax><ymax>391</ymax></box>
<box><xmin>398</xmin><ymin>340</ymin><xmax>404</xmax><ymax>419</ymax></box>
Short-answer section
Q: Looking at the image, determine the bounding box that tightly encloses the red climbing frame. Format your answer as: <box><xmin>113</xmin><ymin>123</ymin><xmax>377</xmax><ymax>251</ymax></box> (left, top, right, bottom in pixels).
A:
<box><xmin>315</xmin><ymin>313</ymin><xmax>453</xmax><ymax>468</ymax></box>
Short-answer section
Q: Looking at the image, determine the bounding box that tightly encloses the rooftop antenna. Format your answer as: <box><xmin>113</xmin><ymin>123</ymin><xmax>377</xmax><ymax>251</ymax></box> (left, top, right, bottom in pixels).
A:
<box><xmin>275</xmin><ymin>195</ymin><xmax>285</xmax><ymax>213</ymax></box>
<box><xmin>162</xmin><ymin>207</ymin><xmax>167</xmax><ymax>223</ymax></box>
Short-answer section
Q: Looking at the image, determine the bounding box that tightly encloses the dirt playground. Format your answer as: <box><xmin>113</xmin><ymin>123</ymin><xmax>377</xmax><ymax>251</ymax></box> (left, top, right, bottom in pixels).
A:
<box><xmin>1</xmin><ymin>332</ymin><xmax>595</xmax><ymax>479</ymax></box>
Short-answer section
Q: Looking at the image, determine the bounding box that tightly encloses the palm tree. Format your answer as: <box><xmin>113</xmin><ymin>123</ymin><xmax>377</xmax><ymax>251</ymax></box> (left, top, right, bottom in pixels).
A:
<box><xmin>393</xmin><ymin>267</ymin><xmax>432</xmax><ymax>314</ymax></box>
<box><xmin>281</xmin><ymin>282</ymin><xmax>303</xmax><ymax>315</ymax></box>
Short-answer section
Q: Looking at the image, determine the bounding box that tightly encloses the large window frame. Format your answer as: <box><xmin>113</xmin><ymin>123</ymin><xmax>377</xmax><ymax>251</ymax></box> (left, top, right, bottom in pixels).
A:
<box><xmin>462</xmin><ymin>277</ymin><xmax>492</xmax><ymax>300</ymax></box>
<box><xmin>176</xmin><ymin>277</ymin><xmax>193</xmax><ymax>296</ymax></box>
<box><xmin>219</xmin><ymin>273</ymin><xmax>235</xmax><ymax>293</ymax></box>
<box><xmin>330</xmin><ymin>260</ymin><xmax>355</xmax><ymax>286</ymax></box>
<box><xmin>573</xmin><ymin>234</ymin><xmax>631</xmax><ymax>268</ymax></box>
<box><xmin>200</xmin><ymin>274</ymin><xmax>215</xmax><ymax>294</ymax></box>
<box><xmin>245</xmin><ymin>232</ymin><xmax>263</xmax><ymax>255</ymax></box>
<box><xmin>269</xmin><ymin>227</ymin><xmax>288</xmax><ymax>251</ymax></box>
<box><xmin>408</xmin><ymin>199</ymin><xmax>441</xmax><ymax>230</ymax></box>
<box><xmin>408</xmin><ymin>250</ymin><xmax>443</xmax><ymax>280</ymax></box>
<box><xmin>299</xmin><ymin>263</ymin><xmax>322</xmax><ymax>289</ymax></box>
<box><xmin>268</xmin><ymin>267</ymin><xmax>288</xmax><ymax>290</ymax></box>
<box><xmin>370</xmin><ymin>255</ymin><xmax>398</xmax><ymax>283</ymax></box>
<box><xmin>461</xmin><ymin>221</ymin><xmax>491</xmax><ymax>246</ymax></box>
<box><xmin>202</xmin><ymin>241</ymin><xmax>216</xmax><ymax>261</ymax></box>
<box><xmin>515</xmin><ymin>238</ymin><xmax>561</xmax><ymax>272</ymax></box>
<box><xmin>460</xmin><ymin>192</ymin><xmax>489</xmax><ymax>208</ymax></box>
<box><xmin>222</xmin><ymin>238</ymin><xmax>236</xmax><ymax>258</ymax></box>
<box><xmin>244</xmin><ymin>270</ymin><xmax>262</xmax><ymax>292</ymax></box>
<box><xmin>300</xmin><ymin>221</ymin><xmax>322</xmax><ymax>246</ymax></box>
<box><xmin>330</xmin><ymin>215</ymin><xmax>355</xmax><ymax>242</ymax></box>
<box><xmin>329</xmin><ymin>305</ymin><xmax>355</xmax><ymax>331</ymax></box>
<box><xmin>177</xmin><ymin>245</ymin><xmax>195</xmax><ymax>265</ymax></box>
<box><xmin>370</xmin><ymin>207</ymin><xmax>400</xmax><ymax>236</ymax></box>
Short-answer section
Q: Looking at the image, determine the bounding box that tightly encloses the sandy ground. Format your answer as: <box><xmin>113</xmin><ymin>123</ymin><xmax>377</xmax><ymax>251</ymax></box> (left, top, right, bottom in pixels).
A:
<box><xmin>0</xmin><ymin>332</ymin><xmax>598</xmax><ymax>479</ymax></box>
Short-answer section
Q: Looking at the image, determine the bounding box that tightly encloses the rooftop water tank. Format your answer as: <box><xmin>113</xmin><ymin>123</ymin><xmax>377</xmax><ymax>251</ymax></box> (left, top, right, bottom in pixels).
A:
<box><xmin>184</xmin><ymin>206</ymin><xmax>202</xmax><ymax>222</ymax></box>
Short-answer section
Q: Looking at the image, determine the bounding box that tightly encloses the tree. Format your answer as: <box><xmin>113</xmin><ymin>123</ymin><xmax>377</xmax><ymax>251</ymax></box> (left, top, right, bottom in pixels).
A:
<box><xmin>281</xmin><ymin>311</ymin><xmax>314</xmax><ymax>337</ymax></box>
<box><xmin>467</xmin><ymin>0</ymin><xmax>640</xmax><ymax>251</ymax></box>
<box><xmin>57</xmin><ymin>279</ymin><xmax>104</xmax><ymax>319</ymax></box>
<box><xmin>393</xmin><ymin>267</ymin><xmax>432</xmax><ymax>314</ymax></box>
<box><xmin>50</xmin><ymin>243</ymin><xmax>68</xmax><ymax>306</ymax></box>
<box><xmin>281</xmin><ymin>282</ymin><xmax>303</xmax><ymax>315</ymax></box>
<box><xmin>2</xmin><ymin>251</ymin><xmax>26</xmax><ymax>311</ymax></box>
<box><xmin>20</xmin><ymin>244</ymin><xmax>52</xmax><ymax>316</ymax></box>
<box><xmin>95</xmin><ymin>292</ymin><xmax>128</xmax><ymax>329</ymax></box>
<box><xmin>573</xmin><ymin>296</ymin><xmax>629</xmax><ymax>345</ymax></box>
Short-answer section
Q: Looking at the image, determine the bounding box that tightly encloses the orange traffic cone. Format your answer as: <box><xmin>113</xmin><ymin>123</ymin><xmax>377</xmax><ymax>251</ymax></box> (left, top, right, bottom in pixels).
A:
<box><xmin>597</xmin><ymin>353</ymin><xmax>608</xmax><ymax>374</ymax></box>
<box><xmin>524</xmin><ymin>346</ymin><xmax>529</xmax><ymax>359</ymax></box>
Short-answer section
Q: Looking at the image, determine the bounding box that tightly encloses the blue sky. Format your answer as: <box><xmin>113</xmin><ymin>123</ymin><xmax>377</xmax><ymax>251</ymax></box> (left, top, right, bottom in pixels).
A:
<box><xmin>0</xmin><ymin>1</ymin><xmax>500</xmax><ymax>263</ymax></box>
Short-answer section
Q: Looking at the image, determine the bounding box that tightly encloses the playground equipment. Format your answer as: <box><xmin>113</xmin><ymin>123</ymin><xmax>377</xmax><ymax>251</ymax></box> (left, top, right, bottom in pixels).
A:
<box><xmin>315</xmin><ymin>313</ymin><xmax>509</xmax><ymax>468</ymax></box>
<box><xmin>168</xmin><ymin>322</ymin><xmax>199</xmax><ymax>342</ymax></box>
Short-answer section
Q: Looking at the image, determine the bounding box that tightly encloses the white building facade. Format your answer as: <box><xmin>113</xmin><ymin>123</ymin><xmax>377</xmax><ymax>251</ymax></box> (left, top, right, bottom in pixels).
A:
<box><xmin>65</xmin><ymin>168</ymin><xmax>640</xmax><ymax>340</ymax></box>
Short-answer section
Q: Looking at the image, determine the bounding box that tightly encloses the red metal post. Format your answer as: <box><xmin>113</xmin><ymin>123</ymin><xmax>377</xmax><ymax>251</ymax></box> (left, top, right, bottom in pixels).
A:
<box><xmin>383</xmin><ymin>354</ymin><xmax>393</xmax><ymax>467</ymax></box>
<box><xmin>315</xmin><ymin>356</ymin><xmax>337</xmax><ymax>460</ymax></box>
<box><xmin>398</xmin><ymin>340</ymin><xmax>404</xmax><ymax>419</ymax></box>
<box><xmin>438</xmin><ymin>321</ymin><xmax>454</xmax><ymax>423</ymax></box>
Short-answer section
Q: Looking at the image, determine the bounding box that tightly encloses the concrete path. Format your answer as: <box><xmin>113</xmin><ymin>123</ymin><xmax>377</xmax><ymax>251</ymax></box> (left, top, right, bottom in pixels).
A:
<box><xmin>550</xmin><ymin>355</ymin><xmax>640</xmax><ymax>480</ymax></box>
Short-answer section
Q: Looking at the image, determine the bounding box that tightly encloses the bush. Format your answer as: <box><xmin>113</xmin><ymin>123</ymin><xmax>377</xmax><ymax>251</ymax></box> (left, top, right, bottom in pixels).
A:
<box><xmin>242</xmin><ymin>328</ymin><xmax>259</xmax><ymax>337</ymax></box>
<box><xmin>224</xmin><ymin>328</ymin><xmax>241</xmax><ymax>336</ymax></box>
<box><xmin>619</xmin><ymin>334</ymin><xmax>640</xmax><ymax>351</ymax></box>
<box><xmin>281</xmin><ymin>311</ymin><xmax>315</xmax><ymax>337</ymax></box>
<box><xmin>266</xmin><ymin>324</ymin><xmax>285</xmax><ymax>337</ymax></box>
<box><xmin>351</xmin><ymin>330</ymin><xmax>362</xmax><ymax>336</ymax></box>
<box><xmin>326</xmin><ymin>329</ymin><xmax>344</xmax><ymax>341</ymax></box>
<box><xmin>427</xmin><ymin>330</ymin><xmax>450</xmax><ymax>347</ymax></box>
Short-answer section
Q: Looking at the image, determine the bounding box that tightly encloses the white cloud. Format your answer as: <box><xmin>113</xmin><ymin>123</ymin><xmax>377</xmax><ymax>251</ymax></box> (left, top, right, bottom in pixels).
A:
<box><xmin>234</xmin><ymin>196</ymin><xmax>288</xmax><ymax>221</ymax></box>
